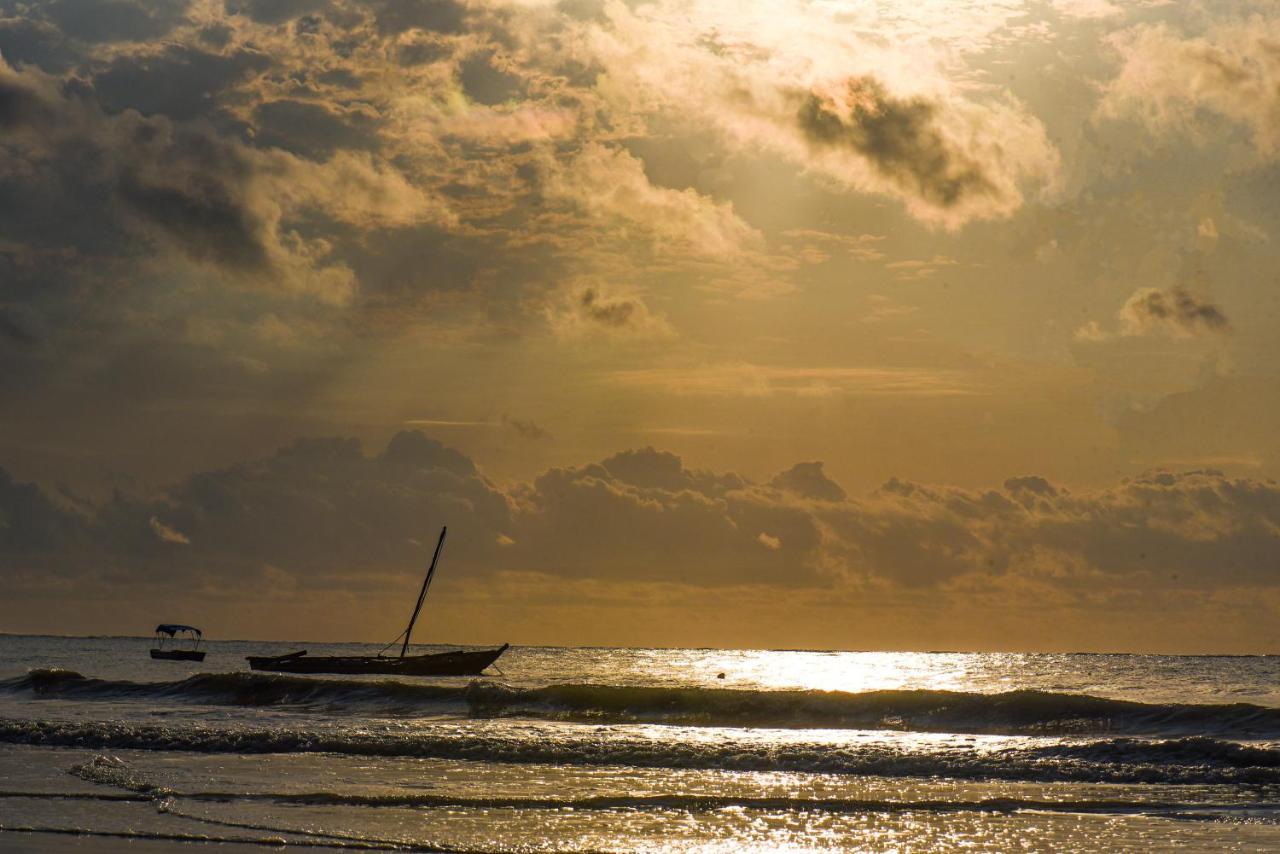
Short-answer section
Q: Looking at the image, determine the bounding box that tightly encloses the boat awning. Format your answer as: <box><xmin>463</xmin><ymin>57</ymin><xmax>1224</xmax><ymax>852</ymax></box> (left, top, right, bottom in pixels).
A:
<box><xmin>155</xmin><ymin>624</ymin><xmax>202</xmax><ymax>636</ymax></box>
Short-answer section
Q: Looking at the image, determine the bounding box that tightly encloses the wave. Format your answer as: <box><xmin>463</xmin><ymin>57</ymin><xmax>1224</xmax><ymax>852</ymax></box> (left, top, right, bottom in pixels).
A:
<box><xmin>5</xmin><ymin>669</ymin><xmax>1280</xmax><ymax>738</ymax></box>
<box><xmin>3</xmin><ymin>718</ymin><xmax>1279</xmax><ymax>783</ymax></box>
<box><xmin>0</xmin><ymin>669</ymin><xmax>472</xmax><ymax>715</ymax></box>
<box><xmin>8</xmin><ymin>787</ymin><xmax>1276</xmax><ymax>817</ymax></box>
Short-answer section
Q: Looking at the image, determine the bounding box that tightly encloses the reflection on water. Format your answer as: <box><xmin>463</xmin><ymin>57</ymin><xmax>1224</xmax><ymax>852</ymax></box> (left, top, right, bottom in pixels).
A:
<box><xmin>4</xmin><ymin>637</ymin><xmax>1278</xmax><ymax>707</ymax></box>
<box><xmin>1</xmin><ymin>636</ymin><xmax>1279</xmax><ymax>851</ymax></box>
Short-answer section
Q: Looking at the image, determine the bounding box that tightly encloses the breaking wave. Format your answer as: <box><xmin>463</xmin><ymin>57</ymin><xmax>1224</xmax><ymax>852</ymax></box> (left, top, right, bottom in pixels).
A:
<box><xmin>5</xmin><ymin>669</ymin><xmax>1280</xmax><ymax>738</ymax></box>
<box><xmin>9</xmin><ymin>787</ymin><xmax>1277</xmax><ymax>816</ymax></box>
<box><xmin>2</xmin><ymin>718</ymin><xmax>1279</xmax><ymax>783</ymax></box>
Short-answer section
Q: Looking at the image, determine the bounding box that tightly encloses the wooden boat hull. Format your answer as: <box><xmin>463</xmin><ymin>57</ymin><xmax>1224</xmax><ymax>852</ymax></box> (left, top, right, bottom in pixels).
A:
<box><xmin>150</xmin><ymin>649</ymin><xmax>206</xmax><ymax>662</ymax></box>
<box><xmin>245</xmin><ymin>644</ymin><xmax>508</xmax><ymax>676</ymax></box>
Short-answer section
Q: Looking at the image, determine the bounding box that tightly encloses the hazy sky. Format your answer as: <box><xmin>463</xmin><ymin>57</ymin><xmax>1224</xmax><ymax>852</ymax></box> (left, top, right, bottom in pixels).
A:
<box><xmin>2</xmin><ymin>0</ymin><xmax>1279</xmax><ymax>651</ymax></box>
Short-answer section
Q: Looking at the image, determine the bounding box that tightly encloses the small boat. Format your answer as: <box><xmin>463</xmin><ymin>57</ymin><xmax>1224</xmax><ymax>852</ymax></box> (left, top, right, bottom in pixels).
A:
<box><xmin>150</xmin><ymin>624</ymin><xmax>206</xmax><ymax>661</ymax></box>
<box><xmin>246</xmin><ymin>527</ymin><xmax>507</xmax><ymax>677</ymax></box>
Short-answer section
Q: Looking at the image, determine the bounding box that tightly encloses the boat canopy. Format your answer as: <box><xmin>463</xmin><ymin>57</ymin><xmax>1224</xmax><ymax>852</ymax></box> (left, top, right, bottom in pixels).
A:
<box><xmin>155</xmin><ymin>624</ymin><xmax>201</xmax><ymax>637</ymax></box>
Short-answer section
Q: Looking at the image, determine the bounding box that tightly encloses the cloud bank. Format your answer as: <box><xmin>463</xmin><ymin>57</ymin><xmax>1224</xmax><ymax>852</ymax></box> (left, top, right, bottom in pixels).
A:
<box><xmin>5</xmin><ymin>433</ymin><xmax>1278</xmax><ymax>611</ymax></box>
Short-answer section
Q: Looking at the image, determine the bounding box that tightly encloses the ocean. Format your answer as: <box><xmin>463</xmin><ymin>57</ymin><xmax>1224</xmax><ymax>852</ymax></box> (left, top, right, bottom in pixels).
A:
<box><xmin>1</xmin><ymin>635</ymin><xmax>1278</xmax><ymax>851</ymax></box>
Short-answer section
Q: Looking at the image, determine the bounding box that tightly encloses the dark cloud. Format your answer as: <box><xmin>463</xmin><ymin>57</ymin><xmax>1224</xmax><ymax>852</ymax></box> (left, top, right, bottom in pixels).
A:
<box><xmin>1120</xmin><ymin>287</ymin><xmax>1229</xmax><ymax>337</ymax></box>
<box><xmin>43</xmin><ymin>0</ymin><xmax>189</xmax><ymax>44</ymax></box>
<box><xmin>770</xmin><ymin>462</ymin><xmax>847</xmax><ymax>502</ymax></box>
<box><xmin>503</xmin><ymin>415</ymin><xmax>550</xmax><ymax>440</ymax></box>
<box><xmin>116</xmin><ymin>170</ymin><xmax>272</xmax><ymax>272</ymax></box>
<box><xmin>515</xmin><ymin>448</ymin><xmax>818</xmax><ymax>584</ymax></box>
<box><xmin>3</xmin><ymin>436</ymin><xmax>1280</xmax><ymax>603</ymax></box>
<box><xmin>370</xmin><ymin>0</ymin><xmax>466</xmax><ymax>35</ymax></box>
<box><xmin>600</xmin><ymin>447</ymin><xmax>690</xmax><ymax>491</ymax></box>
<box><xmin>1003</xmin><ymin>476</ymin><xmax>1057</xmax><ymax>496</ymax></box>
<box><xmin>796</xmin><ymin>77</ymin><xmax>997</xmax><ymax>210</ymax></box>
<box><xmin>396</xmin><ymin>39</ymin><xmax>452</xmax><ymax>66</ymax></box>
<box><xmin>1002</xmin><ymin>476</ymin><xmax>1060</xmax><ymax>512</ymax></box>
<box><xmin>88</xmin><ymin>45</ymin><xmax>270</xmax><ymax>120</ymax></box>
<box><xmin>579</xmin><ymin>288</ymin><xmax>638</xmax><ymax>327</ymax></box>
<box><xmin>0</xmin><ymin>67</ymin><xmax>57</xmax><ymax>128</ymax></box>
<box><xmin>0</xmin><ymin>49</ymin><xmax>450</xmax><ymax>444</ymax></box>
<box><xmin>0</xmin><ymin>468</ymin><xmax>87</xmax><ymax>552</ymax></box>
<box><xmin>316</xmin><ymin>67</ymin><xmax>361</xmax><ymax>88</ymax></box>
<box><xmin>849</xmin><ymin>470</ymin><xmax>1280</xmax><ymax>588</ymax></box>
<box><xmin>380</xmin><ymin>430</ymin><xmax>477</xmax><ymax>476</ymax></box>
<box><xmin>227</xmin><ymin>0</ymin><xmax>330</xmax><ymax>26</ymax></box>
<box><xmin>0</xmin><ymin>18</ymin><xmax>76</xmax><ymax>72</ymax></box>
<box><xmin>0</xmin><ymin>437</ymin><xmax>814</xmax><ymax>587</ymax></box>
<box><xmin>459</xmin><ymin>52</ymin><xmax>524</xmax><ymax>105</ymax></box>
<box><xmin>252</xmin><ymin>99</ymin><xmax>380</xmax><ymax>159</ymax></box>
<box><xmin>0</xmin><ymin>57</ymin><xmax>427</xmax><ymax>296</ymax></box>
<box><xmin>340</xmin><ymin>223</ymin><xmax>483</xmax><ymax>299</ymax></box>
<box><xmin>105</xmin><ymin>432</ymin><xmax>512</xmax><ymax>579</ymax></box>
<box><xmin>198</xmin><ymin>23</ymin><xmax>235</xmax><ymax>48</ymax></box>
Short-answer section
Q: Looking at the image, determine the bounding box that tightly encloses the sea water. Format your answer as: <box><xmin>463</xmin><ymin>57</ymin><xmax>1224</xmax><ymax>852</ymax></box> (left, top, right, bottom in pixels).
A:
<box><xmin>1</xmin><ymin>635</ymin><xmax>1278</xmax><ymax>851</ymax></box>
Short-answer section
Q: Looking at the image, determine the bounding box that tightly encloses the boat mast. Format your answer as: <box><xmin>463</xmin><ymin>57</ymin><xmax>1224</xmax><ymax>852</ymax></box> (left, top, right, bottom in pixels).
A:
<box><xmin>401</xmin><ymin>526</ymin><xmax>447</xmax><ymax>658</ymax></box>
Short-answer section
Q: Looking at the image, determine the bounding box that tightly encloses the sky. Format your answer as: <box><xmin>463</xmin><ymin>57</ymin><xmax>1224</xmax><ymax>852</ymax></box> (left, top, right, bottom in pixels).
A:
<box><xmin>1</xmin><ymin>0</ymin><xmax>1279</xmax><ymax>652</ymax></box>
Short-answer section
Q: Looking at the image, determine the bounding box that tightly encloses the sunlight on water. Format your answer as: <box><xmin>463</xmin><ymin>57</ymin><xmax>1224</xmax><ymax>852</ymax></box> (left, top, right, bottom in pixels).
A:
<box><xmin>2</xmin><ymin>637</ymin><xmax>1279</xmax><ymax>851</ymax></box>
<box><xmin>695</xmin><ymin>650</ymin><xmax>974</xmax><ymax>693</ymax></box>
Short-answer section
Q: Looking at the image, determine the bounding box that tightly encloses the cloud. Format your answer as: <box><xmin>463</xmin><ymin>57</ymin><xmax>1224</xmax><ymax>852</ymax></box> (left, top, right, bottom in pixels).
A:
<box><xmin>884</xmin><ymin>255</ymin><xmax>959</xmax><ymax>282</ymax></box>
<box><xmin>88</xmin><ymin>44</ymin><xmax>272</xmax><ymax>121</ymax></box>
<box><xmin>511</xmin><ymin>447</ymin><xmax>819</xmax><ymax>584</ymax></box>
<box><xmin>834</xmin><ymin>469</ymin><xmax>1280</xmax><ymax>589</ymax></box>
<box><xmin>547</xmin><ymin>285</ymin><xmax>671</xmax><ymax>339</ymax></box>
<box><xmin>458</xmin><ymin>51</ymin><xmax>525</xmax><ymax>105</ymax></box>
<box><xmin>770</xmin><ymin>462</ymin><xmax>847</xmax><ymax>502</ymax></box>
<box><xmin>1118</xmin><ymin>287</ymin><xmax>1229</xmax><ymax>338</ymax></box>
<box><xmin>368</xmin><ymin>0</ymin><xmax>467</xmax><ymax>35</ymax></box>
<box><xmin>148</xmin><ymin>515</ymin><xmax>190</xmax><ymax>544</ymax></box>
<box><xmin>1076</xmin><ymin>287</ymin><xmax>1229</xmax><ymax>341</ymax></box>
<box><xmin>780</xmin><ymin>230</ymin><xmax>885</xmax><ymax>264</ymax></box>
<box><xmin>796</xmin><ymin>78</ymin><xmax>998</xmax><ymax>214</ymax></box>
<box><xmin>1072</xmin><ymin>320</ymin><xmax>1108</xmax><ymax>342</ymax></box>
<box><xmin>0</xmin><ymin>0</ymin><xmax>1064</xmax><ymax>439</ymax></box>
<box><xmin>543</xmin><ymin>144</ymin><xmax>759</xmax><ymax>257</ymax></box>
<box><xmin>0</xmin><ymin>59</ymin><xmax>447</xmax><ymax>306</ymax></box>
<box><xmin>4</xmin><ymin>437</ymin><xmax>1280</xmax><ymax>607</ymax></box>
<box><xmin>252</xmin><ymin>99</ymin><xmax>382</xmax><ymax>159</ymax></box>
<box><xmin>43</xmin><ymin>0</ymin><xmax>189</xmax><ymax>44</ymax></box>
<box><xmin>576</xmin><ymin>3</ymin><xmax>1059</xmax><ymax>228</ymax></box>
<box><xmin>579</xmin><ymin>288</ymin><xmax>640</xmax><ymax>328</ymax></box>
<box><xmin>503</xmin><ymin>415</ymin><xmax>550</xmax><ymax>440</ymax></box>
<box><xmin>0</xmin><ymin>468</ymin><xmax>87</xmax><ymax>552</ymax></box>
<box><xmin>1099</xmin><ymin>19</ymin><xmax>1280</xmax><ymax>157</ymax></box>
<box><xmin>228</xmin><ymin>0</ymin><xmax>330</xmax><ymax>26</ymax></box>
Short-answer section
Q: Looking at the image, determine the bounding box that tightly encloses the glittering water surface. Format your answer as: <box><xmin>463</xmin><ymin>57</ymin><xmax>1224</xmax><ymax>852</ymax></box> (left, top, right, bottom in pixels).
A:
<box><xmin>1</xmin><ymin>636</ymin><xmax>1278</xmax><ymax>851</ymax></box>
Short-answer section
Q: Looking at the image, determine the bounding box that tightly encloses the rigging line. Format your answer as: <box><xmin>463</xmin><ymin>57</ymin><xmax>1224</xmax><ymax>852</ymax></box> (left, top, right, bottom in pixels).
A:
<box><xmin>401</xmin><ymin>526</ymin><xmax>447</xmax><ymax>659</ymax></box>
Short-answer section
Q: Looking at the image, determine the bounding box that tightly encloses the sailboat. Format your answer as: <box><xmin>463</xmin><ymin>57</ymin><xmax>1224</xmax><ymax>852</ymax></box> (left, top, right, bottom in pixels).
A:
<box><xmin>245</xmin><ymin>527</ymin><xmax>508</xmax><ymax>676</ymax></box>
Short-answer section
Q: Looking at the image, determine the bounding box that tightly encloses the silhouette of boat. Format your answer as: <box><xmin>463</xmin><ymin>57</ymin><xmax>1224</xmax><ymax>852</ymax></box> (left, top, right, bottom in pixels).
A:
<box><xmin>245</xmin><ymin>527</ymin><xmax>508</xmax><ymax>676</ymax></box>
<box><xmin>151</xmin><ymin>625</ymin><xmax>206</xmax><ymax>661</ymax></box>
